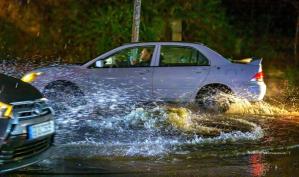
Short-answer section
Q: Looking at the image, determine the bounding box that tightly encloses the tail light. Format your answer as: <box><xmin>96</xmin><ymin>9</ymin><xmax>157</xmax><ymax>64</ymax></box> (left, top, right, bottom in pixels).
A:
<box><xmin>251</xmin><ymin>71</ymin><xmax>264</xmax><ymax>82</ymax></box>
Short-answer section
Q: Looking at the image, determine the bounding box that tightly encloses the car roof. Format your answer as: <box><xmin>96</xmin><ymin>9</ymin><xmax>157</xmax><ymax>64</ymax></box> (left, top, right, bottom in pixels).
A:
<box><xmin>121</xmin><ymin>41</ymin><xmax>204</xmax><ymax>46</ymax></box>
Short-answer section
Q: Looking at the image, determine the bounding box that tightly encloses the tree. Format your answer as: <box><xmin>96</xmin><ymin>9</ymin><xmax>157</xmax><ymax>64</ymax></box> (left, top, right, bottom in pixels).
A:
<box><xmin>284</xmin><ymin>0</ymin><xmax>299</xmax><ymax>66</ymax></box>
<box><xmin>131</xmin><ymin>0</ymin><xmax>141</xmax><ymax>42</ymax></box>
<box><xmin>294</xmin><ymin>4</ymin><xmax>299</xmax><ymax>66</ymax></box>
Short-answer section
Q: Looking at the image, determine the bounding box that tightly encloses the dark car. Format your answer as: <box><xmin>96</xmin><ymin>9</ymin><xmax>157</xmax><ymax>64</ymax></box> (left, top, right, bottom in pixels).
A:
<box><xmin>0</xmin><ymin>73</ymin><xmax>55</xmax><ymax>173</ymax></box>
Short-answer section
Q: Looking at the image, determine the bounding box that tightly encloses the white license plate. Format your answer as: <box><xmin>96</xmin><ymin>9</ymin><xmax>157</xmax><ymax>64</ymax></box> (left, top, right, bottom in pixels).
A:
<box><xmin>28</xmin><ymin>120</ymin><xmax>54</xmax><ymax>139</ymax></box>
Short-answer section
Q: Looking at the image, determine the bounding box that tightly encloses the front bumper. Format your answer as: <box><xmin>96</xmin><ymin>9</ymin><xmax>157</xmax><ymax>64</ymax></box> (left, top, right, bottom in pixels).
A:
<box><xmin>0</xmin><ymin>99</ymin><xmax>55</xmax><ymax>173</ymax></box>
<box><xmin>0</xmin><ymin>135</ymin><xmax>54</xmax><ymax>173</ymax></box>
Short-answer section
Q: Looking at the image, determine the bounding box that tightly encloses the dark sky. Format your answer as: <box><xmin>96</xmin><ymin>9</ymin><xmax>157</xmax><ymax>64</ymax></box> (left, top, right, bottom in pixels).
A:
<box><xmin>222</xmin><ymin>0</ymin><xmax>297</xmax><ymax>37</ymax></box>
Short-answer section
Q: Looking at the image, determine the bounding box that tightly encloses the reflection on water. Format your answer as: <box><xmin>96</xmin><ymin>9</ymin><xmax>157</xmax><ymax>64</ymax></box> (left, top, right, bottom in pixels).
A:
<box><xmin>250</xmin><ymin>154</ymin><xmax>267</xmax><ymax>177</ymax></box>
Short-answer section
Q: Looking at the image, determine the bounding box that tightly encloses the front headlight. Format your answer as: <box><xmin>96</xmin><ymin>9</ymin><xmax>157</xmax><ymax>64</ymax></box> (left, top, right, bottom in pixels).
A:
<box><xmin>21</xmin><ymin>72</ymin><xmax>43</xmax><ymax>83</ymax></box>
<box><xmin>0</xmin><ymin>102</ymin><xmax>13</xmax><ymax>118</ymax></box>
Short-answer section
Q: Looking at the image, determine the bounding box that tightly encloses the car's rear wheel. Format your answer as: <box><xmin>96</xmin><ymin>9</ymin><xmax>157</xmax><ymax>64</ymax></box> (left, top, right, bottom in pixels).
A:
<box><xmin>196</xmin><ymin>86</ymin><xmax>232</xmax><ymax>113</ymax></box>
<box><xmin>43</xmin><ymin>81</ymin><xmax>86</xmax><ymax>109</ymax></box>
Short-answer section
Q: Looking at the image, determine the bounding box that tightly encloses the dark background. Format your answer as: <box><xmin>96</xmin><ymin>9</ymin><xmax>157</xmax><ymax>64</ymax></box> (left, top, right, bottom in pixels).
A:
<box><xmin>0</xmin><ymin>0</ymin><xmax>298</xmax><ymax>87</ymax></box>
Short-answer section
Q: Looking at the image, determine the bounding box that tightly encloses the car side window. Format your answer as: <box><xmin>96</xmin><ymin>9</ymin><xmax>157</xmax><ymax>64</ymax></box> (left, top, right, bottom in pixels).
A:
<box><xmin>159</xmin><ymin>46</ymin><xmax>209</xmax><ymax>66</ymax></box>
<box><xmin>93</xmin><ymin>46</ymin><xmax>155</xmax><ymax>68</ymax></box>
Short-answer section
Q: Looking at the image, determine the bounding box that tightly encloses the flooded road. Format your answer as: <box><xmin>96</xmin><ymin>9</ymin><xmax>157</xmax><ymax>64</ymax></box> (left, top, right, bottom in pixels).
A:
<box><xmin>1</xmin><ymin>62</ymin><xmax>299</xmax><ymax>176</ymax></box>
<box><xmin>8</xmin><ymin>109</ymin><xmax>299</xmax><ymax>177</ymax></box>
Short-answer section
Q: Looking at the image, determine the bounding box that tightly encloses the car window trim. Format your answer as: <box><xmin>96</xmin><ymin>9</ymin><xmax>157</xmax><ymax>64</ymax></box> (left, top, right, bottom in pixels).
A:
<box><xmin>88</xmin><ymin>45</ymin><xmax>157</xmax><ymax>69</ymax></box>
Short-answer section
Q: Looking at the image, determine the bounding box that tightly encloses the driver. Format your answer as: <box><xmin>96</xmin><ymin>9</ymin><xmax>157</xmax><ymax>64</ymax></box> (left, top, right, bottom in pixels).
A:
<box><xmin>132</xmin><ymin>48</ymin><xmax>152</xmax><ymax>67</ymax></box>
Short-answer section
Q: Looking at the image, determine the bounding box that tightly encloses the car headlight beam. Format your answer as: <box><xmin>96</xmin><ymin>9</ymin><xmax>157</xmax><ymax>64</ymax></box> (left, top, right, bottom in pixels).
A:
<box><xmin>21</xmin><ymin>72</ymin><xmax>43</xmax><ymax>83</ymax></box>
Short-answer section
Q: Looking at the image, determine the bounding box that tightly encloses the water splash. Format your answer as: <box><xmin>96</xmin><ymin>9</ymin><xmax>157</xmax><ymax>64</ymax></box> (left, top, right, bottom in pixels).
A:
<box><xmin>51</xmin><ymin>104</ymin><xmax>263</xmax><ymax>157</ymax></box>
<box><xmin>226</xmin><ymin>95</ymin><xmax>299</xmax><ymax>116</ymax></box>
<box><xmin>1</xmin><ymin>59</ymin><xmax>298</xmax><ymax>157</ymax></box>
<box><xmin>0</xmin><ymin>58</ymin><xmax>62</xmax><ymax>78</ymax></box>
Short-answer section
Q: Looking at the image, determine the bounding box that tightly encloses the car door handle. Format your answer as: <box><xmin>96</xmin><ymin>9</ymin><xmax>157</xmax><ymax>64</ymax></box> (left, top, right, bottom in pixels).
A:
<box><xmin>195</xmin><ymin>69</ymin><xmax>209</xmax><ymax>74</ymax></box>
<box><xmin>139</xmin><ymin>69</ymin><xmax>150</xmax><ymax>75</ymax></box>
<box><xmin>139</xmin><ymin>72</ymin><xmax>149</xmax><ymax>75</ymax></box>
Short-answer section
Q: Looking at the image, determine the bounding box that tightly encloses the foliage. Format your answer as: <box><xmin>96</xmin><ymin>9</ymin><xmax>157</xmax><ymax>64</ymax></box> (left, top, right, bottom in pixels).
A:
<box><xmin>285</xmin><ymin>67</ymin><xmax>299</xmax><ymax>87</ymax></box>
<box><xmin>0</xmin><ymin>0</ymin><xmax>296</xmax><ymax>72</ymax></box>
<box><xmin>0</xmin><ymin>0</ymin><xmax>237</xmax><ymax>61</ymax></box>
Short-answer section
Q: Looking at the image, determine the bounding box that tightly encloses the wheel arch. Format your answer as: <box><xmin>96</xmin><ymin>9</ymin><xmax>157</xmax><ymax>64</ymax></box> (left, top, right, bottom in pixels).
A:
<box><xmin>195</xmin><ymin>83</ymin><xmax>233</xmax><ymax>100</ymax></box>
<box><xmin>43</xmin><ymin>80</ymin><xmax>84</xmax><ymax>95</ymax></box>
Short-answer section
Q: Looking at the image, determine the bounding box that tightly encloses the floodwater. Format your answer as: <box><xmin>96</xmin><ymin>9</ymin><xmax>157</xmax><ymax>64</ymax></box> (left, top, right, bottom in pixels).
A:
<box><xmin>8</xmin><ymin>113</ymin><xmax>299</xmax><ymax>177</ymax></box>
<box><xmin>7</xmin><ymin>103</ymin><xmax>299</xmax><ymax>177</ymax></box>
<box><xmin>1</xmin><ymin>61</ymin><xmax>299</xmax><ymax>176</ymax></box>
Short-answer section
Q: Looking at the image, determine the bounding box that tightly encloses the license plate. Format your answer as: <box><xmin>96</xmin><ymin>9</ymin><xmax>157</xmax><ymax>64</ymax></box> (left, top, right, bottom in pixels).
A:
<box><xmin>28</xmin><ymin>121</ymin><xmax>54</xmax><ymax>139</ymax></box>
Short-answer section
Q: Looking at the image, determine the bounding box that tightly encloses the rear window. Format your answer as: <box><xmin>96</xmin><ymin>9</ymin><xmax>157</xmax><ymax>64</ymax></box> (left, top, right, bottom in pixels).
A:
<box><xmin>159</xmin><ymin>46</ymin><xmax>209</xmax><ymax>66</ymax></box>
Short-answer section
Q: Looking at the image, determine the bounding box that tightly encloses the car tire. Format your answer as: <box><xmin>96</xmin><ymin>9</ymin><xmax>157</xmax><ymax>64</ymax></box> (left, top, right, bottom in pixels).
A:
<box><xmin>196</xmin><ymin>86</ymin><xmax>232</xmax><ymax>113</ymax></box>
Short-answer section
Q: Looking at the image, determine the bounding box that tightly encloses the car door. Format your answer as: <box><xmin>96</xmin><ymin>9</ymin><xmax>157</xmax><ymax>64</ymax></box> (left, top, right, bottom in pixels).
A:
<box><xmin>153</xmin><ymin>45</ymin><xmax>210</xmax><ymax>101</ymax></box>
<box><xmin>86</xmin><ymin>45</ymin><xmax>156</xmax><ymax>104</ymax></box>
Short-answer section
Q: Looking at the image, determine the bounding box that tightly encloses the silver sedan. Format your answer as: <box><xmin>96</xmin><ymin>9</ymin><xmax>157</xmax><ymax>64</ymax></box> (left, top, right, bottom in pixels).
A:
<box><xmin>22</xmin><ymin>42</ymin><xmax>266</xmax><ymax>112</ymax></box>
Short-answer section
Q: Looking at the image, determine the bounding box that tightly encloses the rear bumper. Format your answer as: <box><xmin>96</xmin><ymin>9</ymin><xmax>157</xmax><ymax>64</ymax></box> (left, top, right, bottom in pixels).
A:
<box><xmin>235</xmin><ymin>81</ymin><xmax>267</xmax><ymax>101</ymax></box>
<box><xmin>0</xmin><ymin>134</ymin><xmax>54</xmax><ymax>174</ymax></box>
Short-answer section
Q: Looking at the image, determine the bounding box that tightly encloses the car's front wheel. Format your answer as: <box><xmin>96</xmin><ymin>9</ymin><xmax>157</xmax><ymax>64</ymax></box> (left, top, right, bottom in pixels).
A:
<box><xmin>43</xmin><ymin>81</ymin><xmax>86</xmax><ymax>109</ymax></box>
<box><xmin>196</xmin><ymin>86</ymin><xmax>232</xmax><ymax>113</ymax></box>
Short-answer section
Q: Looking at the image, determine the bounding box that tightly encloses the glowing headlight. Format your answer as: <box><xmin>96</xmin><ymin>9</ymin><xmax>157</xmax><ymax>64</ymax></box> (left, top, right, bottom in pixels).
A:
<box><xmin>21</xmin><ymin>72</ymin><xmax>43</xmax><ymax>83</ymax></box>
<box><xmin>0</xmin><ymin>102</ymin><xmax>13</xmax><ymax>118</ymax></box>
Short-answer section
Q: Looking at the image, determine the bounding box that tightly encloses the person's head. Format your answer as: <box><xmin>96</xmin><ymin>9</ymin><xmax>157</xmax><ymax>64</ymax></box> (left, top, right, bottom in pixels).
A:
<box><xmin>140</xmin><ymin>48</ymin><xmax>152</xmax><ymax>62</ymax></box>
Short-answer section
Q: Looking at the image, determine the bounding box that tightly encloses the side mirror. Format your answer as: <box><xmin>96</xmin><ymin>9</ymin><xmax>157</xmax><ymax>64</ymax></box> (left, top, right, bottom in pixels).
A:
<box><xmin>95</xmin><ymin>60</ymin><xmax>104</xmax><ymax>68</ymax></box>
